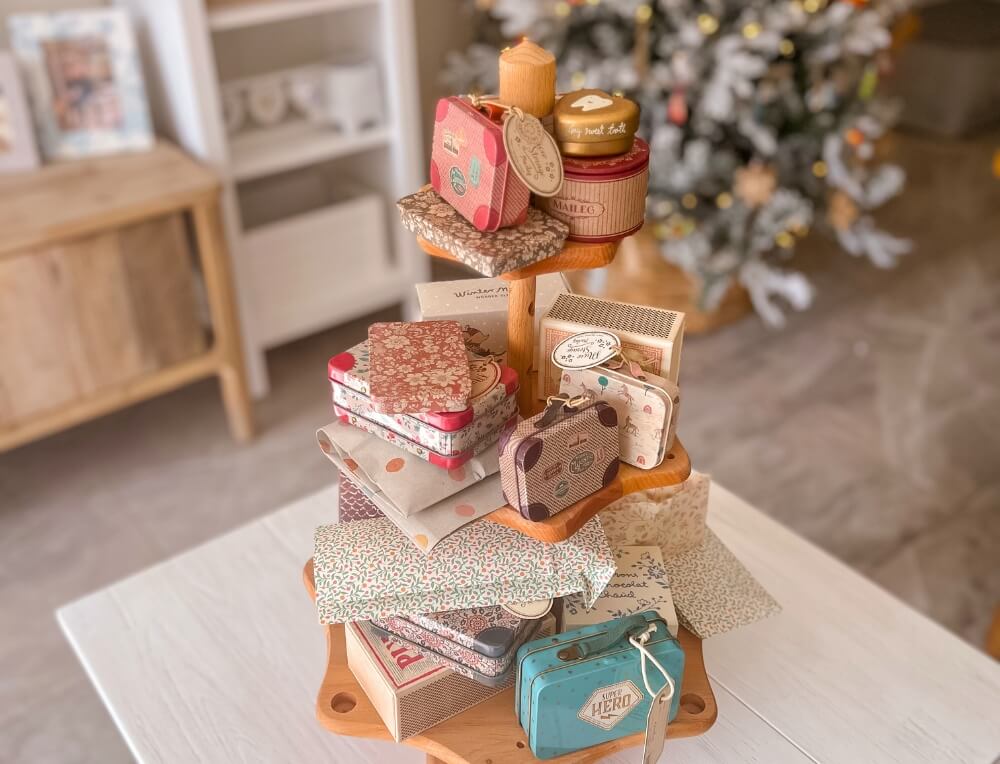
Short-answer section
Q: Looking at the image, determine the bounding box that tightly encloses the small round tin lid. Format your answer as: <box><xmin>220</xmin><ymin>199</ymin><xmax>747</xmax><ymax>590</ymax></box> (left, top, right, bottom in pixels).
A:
<box><xmin>560</xmin><ymin>137</ymin><xmax>650</xmax><ymax>179</ymax></box>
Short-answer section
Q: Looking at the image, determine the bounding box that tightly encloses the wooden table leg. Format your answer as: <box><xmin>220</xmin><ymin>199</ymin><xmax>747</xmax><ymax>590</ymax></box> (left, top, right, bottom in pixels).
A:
<box><xmin>191</xmin><ymin>197</ymin><xmax>255</xmax><ymax>442</ymax></box>
<box><xmin>506</xmin><ymin>276</ymin><xmax>537</xmax><ymax>417</ymax></box>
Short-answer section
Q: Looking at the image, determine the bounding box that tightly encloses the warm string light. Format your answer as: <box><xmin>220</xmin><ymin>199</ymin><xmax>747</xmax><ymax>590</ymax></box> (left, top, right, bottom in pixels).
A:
<box><xmin>570</xmin><ymin>71</ymin><xmax>586</xmax><ymax>88</ymax></box>
<box><xmin>779</xmin><ymin>39</ymin><xmax>795</xmax><ymax>56</ymax></box>
<box><xmin>635</xmin><ymin>3</ymin><xmax>652</xmax><ymax>22</ymax></box>
<box><xmin>812</xmin><ymin>160</ymin><xmax>828</xmax><ymax>178</ymax></box>
<box><xmin>775</xmin><ymin>231</ymin><xmax>795</xmax><ymax>248</ymax></box>
<box><xmin>554</xmin><ymin>1</ymin><xmax>571</xmax><ymax>17</ymax></box>
<box><xmin>697</xmin><ymin>13</ymin><xmax>719</xmax><ymax>34</ymax></box>
<box><xmin>681</xmin><ymin>193</ymin><xmax>698</xmax><ymax>209</ymax></box>
<box><xmin>715</xmin><ymin>192</ymin><xmax>733</xmax><ymax>209</ymax></box>
<box><xmin>742</xmin><ymin>22</ymin><xmax>762</xmax><ymax>39</ymax></box>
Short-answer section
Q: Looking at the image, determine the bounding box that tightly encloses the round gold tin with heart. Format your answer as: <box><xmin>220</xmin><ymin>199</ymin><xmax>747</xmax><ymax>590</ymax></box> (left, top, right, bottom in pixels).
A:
<box><xmin>552</xmin><ymin>89</ymin><xmax>640</xmax><ymax>157</ymax></box>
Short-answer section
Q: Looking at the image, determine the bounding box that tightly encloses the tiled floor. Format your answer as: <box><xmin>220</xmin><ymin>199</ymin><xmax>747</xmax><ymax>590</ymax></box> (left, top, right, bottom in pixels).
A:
<box><xmin>0</xmin><ymin>131</ymin><xmax>997</xmax><ymax>763</ymax></box>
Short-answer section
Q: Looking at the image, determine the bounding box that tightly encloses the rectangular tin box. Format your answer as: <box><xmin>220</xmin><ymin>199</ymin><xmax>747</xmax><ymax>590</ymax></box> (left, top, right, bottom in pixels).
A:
<box><xmin>515</xmin><ymin>611</ymin><xmax>684</xmax><ymax>760</ymax></box>
<box><xmin>499</xmin><ymin>397</ymin><xmax>620</xmax><ymax>521</ymax></box>
<box><xmin>430</xmin><ymin>96</ymin><xmax>530</xmax><ymax>232</ymax></box>
<box><xmin>331</xmin><ymin>366</ymin><xmax>517</xmax><ymax>458</ymax></box>
<box><xmin>329</xmin><ymin>340</ymin><xmax>514</xmax><ymax>432</ymax></box>
<box><xmin>559</xmin><ymin>363</ymin><xmax>679</xmax><ymax>469</ymax></box>
<box><xmin>540</xmin><ymin>293</ymin><xmax>685</xmax><ymax>399</ymax></box>
<box><xmin>370</xmin><ymin>611</ymin><xmax>545</xmax><ymax>687</ymax></box>
<box><xmin>345</xmin><ymin>618</ymin><xmax>508</xmax><ymax>742</ymax></box>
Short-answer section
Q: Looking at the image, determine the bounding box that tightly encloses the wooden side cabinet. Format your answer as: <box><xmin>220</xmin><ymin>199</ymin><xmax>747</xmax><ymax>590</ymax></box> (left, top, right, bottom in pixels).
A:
<box><xmin>0</xmin><ymin>142</ymin><xmax>254</xmax><ymax>451</ymax></box>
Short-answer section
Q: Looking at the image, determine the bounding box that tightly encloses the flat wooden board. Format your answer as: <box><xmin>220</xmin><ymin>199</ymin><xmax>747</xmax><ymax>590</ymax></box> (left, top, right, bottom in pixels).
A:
<box><xmin>303</xmin><ymin>559</ymin><xmax>717</xmax><ymax>763</ymax></box>
<box><xmin>487</xmin><ymin>439</ymin><xmax>692</xmax><ymax>542</ymax></box>
<box><xmin>0</xmin><ymin>142</ymin><xmax>219</xmax><ymax>258</ymax></box>
<box><xmin>397</xmin><ymin>187</ymin><xmax>568</xmax><ymax>277</ymax></box>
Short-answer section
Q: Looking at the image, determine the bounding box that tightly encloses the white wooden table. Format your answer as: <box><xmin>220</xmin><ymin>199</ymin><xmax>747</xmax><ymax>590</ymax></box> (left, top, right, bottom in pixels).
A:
<box><xmin>58</xmin><ymin>482</ymin><xmax>1000</xmax><ymax>764</ymax></box>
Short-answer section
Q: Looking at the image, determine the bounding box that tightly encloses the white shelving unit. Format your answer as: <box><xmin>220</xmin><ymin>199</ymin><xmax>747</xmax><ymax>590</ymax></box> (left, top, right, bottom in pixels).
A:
<box><xmin>117</xmin><ymin>0</ymin><xmax>428</xmax><ymax>397</ymax></box>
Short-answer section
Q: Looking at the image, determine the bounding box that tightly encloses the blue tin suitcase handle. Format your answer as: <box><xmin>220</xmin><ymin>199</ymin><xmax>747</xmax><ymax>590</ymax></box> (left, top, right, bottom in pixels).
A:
<box><xmin>572</xmin><ymin>614</ymin><xmax>649</xmax><ymax>659</ymax></box>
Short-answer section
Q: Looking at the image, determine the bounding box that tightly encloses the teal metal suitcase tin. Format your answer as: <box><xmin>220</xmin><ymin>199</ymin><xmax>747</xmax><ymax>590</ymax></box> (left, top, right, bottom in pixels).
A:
<box><xmin>515</xmin><ymin>611</ymin><xmax>684</xmax><ymax>760</ymax></box>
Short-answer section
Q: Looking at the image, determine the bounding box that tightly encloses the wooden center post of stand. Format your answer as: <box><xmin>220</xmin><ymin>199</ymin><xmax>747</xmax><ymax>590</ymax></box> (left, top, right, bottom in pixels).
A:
<box><xmin>505</xmin><ymin>275</ymin><xmax>537</xmax><ymax>415</ymax></box>
<box><xmin>499</xmin><ymin>40</ymin><xmax>557</xmax><ymax>415</ymax></box>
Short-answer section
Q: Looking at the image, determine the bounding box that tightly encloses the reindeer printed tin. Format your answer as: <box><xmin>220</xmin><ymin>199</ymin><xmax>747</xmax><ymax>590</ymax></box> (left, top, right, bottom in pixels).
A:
<box><xmin>535</xmin><ymin>138</ymin><xmax>649</xmax><ymax>244</ymax></box>
<box><xmin>559</xmin><ymin>363</ymin><xmax>679</xmax><ymax>470</ymax></box>
<box><xmin>499</xmin><ymin>396</ymin><xmax>620</xmax><ymax>521</ymax></box>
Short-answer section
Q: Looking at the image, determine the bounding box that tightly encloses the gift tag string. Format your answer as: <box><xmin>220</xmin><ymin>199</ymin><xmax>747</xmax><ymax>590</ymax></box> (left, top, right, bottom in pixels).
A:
<box><xmin>630</xmin><ymin>625</ymin><xmax>675</xmax><ymax>701</ymax></box>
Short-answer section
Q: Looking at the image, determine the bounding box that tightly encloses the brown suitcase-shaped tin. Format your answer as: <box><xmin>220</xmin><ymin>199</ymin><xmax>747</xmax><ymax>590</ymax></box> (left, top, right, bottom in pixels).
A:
<box><xmin>499</xmin><ymin>395</ymin><xmax>620</xmax><ymax>521</ymax></box>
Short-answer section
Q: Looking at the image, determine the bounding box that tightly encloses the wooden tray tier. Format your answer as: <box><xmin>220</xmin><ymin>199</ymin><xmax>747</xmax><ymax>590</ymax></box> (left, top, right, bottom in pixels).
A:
<box><xmin>417</xmin><ymin>237</ymin><xmax>619</xmax><ymax>282</ymax></box>
<box><xmin>304</xmin><ymin>560</ymin><xmax>717</xmax><ymax>764</ymax></box>
<box><xmin>486</xmin><ymin>438</ymin><xmax>691</xmax><ymax>542</ymax></box>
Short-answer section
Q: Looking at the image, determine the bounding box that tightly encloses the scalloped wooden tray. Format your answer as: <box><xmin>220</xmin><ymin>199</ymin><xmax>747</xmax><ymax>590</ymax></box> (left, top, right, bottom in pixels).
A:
<box><xmin>417</xmin><ymin>236</ymin><xmax>619</xmax><ymax>281</ymax></box>
<box><xmin>303</xmin><ymin>560</ymin><xmax>717</xmax><ymax>764</ymax></box>
<box><xmin>486</xmin><ymin>438</ymin><xmax>691</xmax><ymax>542</ymax></box>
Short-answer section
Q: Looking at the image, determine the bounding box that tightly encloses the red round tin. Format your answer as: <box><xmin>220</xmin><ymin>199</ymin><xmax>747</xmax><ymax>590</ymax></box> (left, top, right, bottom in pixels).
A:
<box><xmin>536</xmin><ymin>137</ymin><xmax>650</xmax><ymax>243</ymax></box>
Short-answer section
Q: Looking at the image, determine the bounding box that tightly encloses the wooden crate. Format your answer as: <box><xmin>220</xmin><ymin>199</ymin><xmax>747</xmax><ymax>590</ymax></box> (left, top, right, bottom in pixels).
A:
<box><xmin>0</xmin><ymin>213</ymin><xmax>207</xmax><ymax>428</ymax></box>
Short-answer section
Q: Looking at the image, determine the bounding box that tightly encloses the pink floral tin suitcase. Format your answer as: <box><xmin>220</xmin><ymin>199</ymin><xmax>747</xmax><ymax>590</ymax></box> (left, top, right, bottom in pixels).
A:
<box><xmin>559</xmin><ymin>360</ymin><xmax>679</xmax><ymax>469</ymax></box>
<box><xmin>430</xmin><ymin>96</ymin><xmax>531</xmax><ymax>232</ymax></box>
<box><xmin>499</xmin><ymin>395</ymin><xmax>620</xmax><ymax>521</ymax></box>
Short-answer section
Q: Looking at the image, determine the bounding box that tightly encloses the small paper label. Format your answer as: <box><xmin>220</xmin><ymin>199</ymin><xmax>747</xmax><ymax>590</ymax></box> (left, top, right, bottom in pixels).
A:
<box><xmin>502</xmin><ymin>598</ymin><xmax>553</xmax><ymax>619</ymax></box>
<box><xmin>642</xmin><ymin>682</ymin><xmax>673</xmax><ymax>764</ymax></box>
<box><xmin>552</xmin><ymin>331</ymin><xmax>620</xmax><ymax>370</ymax></box>
<box><xmin>469</xmin><ymin>357</ymin><xmax>501</xmax><ymax>399</ymax></box>
<box><xmin>578</xmin><ymin>680</ymin><xmax>644</xmax><ymax>731</ymax></box>
<box><xmin>503</xmin><ymin>111</ymin><xmax>564</xmax><ymax>197</ymax></box>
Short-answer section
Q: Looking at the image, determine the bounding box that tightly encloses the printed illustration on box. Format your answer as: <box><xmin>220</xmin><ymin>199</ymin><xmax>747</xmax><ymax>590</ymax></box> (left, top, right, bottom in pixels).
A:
<box><xmin>559</xmin><ymin>355</ymin><xmax>680</xmax><ymax>470</ymax></box>
<box><xmin>366</xmin><ymin>321</ymin><xmax>471</xmax><ymax>414</ymax></box>
<box><xmin>563</xmin><ymin>546</ymin><xmax>678</xmax><ymax>635</ymax></box>
<box><xmin>499</xmin><ymin>395</ymin><xmax>620</xmax><ymax>521</ymax></box>
<box><xmin>541</xmin><ymin>293</ymin><xmax>685</xmax><ymax>399</ymax></box>
<box><xmin>516</xmin><ymin>611</ymin><xmax>683</xmax><ymax>759</ymax></box>
<box><xmin>430</xmin><ymin>96</ymin><xmax>530</xmax><ymax>232</ymax></box>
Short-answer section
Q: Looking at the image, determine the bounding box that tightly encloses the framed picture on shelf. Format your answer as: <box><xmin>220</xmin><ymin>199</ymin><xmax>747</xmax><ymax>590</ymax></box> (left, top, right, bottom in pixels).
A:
<box><xmin>0</xmin><ymin>51</ymin><xmax>39</xmax><ymax>173</ymax></box>
<box><xmin>7</xmin><ymin>9</ymin><xmax>154</xmax><ymax>160</ymax></box>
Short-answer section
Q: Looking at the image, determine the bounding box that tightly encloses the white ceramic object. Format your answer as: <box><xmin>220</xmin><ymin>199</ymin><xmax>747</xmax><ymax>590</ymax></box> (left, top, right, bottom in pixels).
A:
<box><xmin>221</xmin><ymin>84</ymin><xmax>245</xmax><ymax>134</ymax></box>
<box><xmin>319</xmin><ymin>60</ymin><xmax>384</xmax><ymax>134</ymax></box>
<box><xmin>245</xmin><ymin>75</ymin><xmax>287</xmax><ymax>127</ymax></box>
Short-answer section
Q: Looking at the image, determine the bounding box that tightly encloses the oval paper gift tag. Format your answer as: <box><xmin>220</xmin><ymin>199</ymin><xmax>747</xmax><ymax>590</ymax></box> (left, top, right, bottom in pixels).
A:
<box><xmin>469</xmin><ymin>357</ymin><xmax>502</xmax><ymax>399</ymax></box>
<box><xmin>503</xmin><ymin>110</ymin><xmax>564</xmax><ymax>197</ymax></box>
<box><xmin>502</xmin><ymin>598</ymin><xmax>553</xmax><ymax>619</ymax></box>
<box><xmin>552</xmin><ymin>331</ymin><xmax>621</xmax><ymax>370</ymax></box>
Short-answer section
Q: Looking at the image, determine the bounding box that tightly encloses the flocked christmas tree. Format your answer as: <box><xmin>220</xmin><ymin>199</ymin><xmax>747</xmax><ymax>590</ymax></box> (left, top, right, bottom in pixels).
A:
<box><xmin>443</xmin><ymin>0</ymin><xmax>912</xmax><ymax>325</ymax></box>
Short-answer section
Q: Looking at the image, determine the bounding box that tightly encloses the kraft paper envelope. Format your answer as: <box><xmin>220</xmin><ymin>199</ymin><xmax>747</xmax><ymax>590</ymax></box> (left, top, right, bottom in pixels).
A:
<box><xmin>318</xmin><ymin>423</ymin><xmax>503</xmax><ymax>553</ymax></box>
<box><xmin>662</xmin><ymin>528</ymin><xmax>781</xmax><ymax>639</ymax></box>
<box><xmin>313</xmin><ymin>516</ymin><xmax>616</xmax><ymax>624</ymax></box>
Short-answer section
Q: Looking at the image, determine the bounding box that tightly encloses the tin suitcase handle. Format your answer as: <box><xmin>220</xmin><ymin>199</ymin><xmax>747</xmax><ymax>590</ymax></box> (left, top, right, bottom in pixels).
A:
<box><xmin>557</xmin><ymin>614</ymin><xmax>649</xmax><ymax>661</ymax></box>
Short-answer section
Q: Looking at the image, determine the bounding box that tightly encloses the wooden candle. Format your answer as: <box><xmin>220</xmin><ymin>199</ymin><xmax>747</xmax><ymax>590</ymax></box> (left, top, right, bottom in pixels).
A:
<box><xmin>499</xmin><ymin>40</ymin><xmax>556</xmax><ymax>117</ymax></box>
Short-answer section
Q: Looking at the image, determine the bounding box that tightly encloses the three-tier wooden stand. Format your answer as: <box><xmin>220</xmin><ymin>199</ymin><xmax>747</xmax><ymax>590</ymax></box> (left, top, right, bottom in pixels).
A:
<box><xmin>303</xmin><ymin>40</ymin><xmax>715</xmax><ymax>763</ymax></box>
